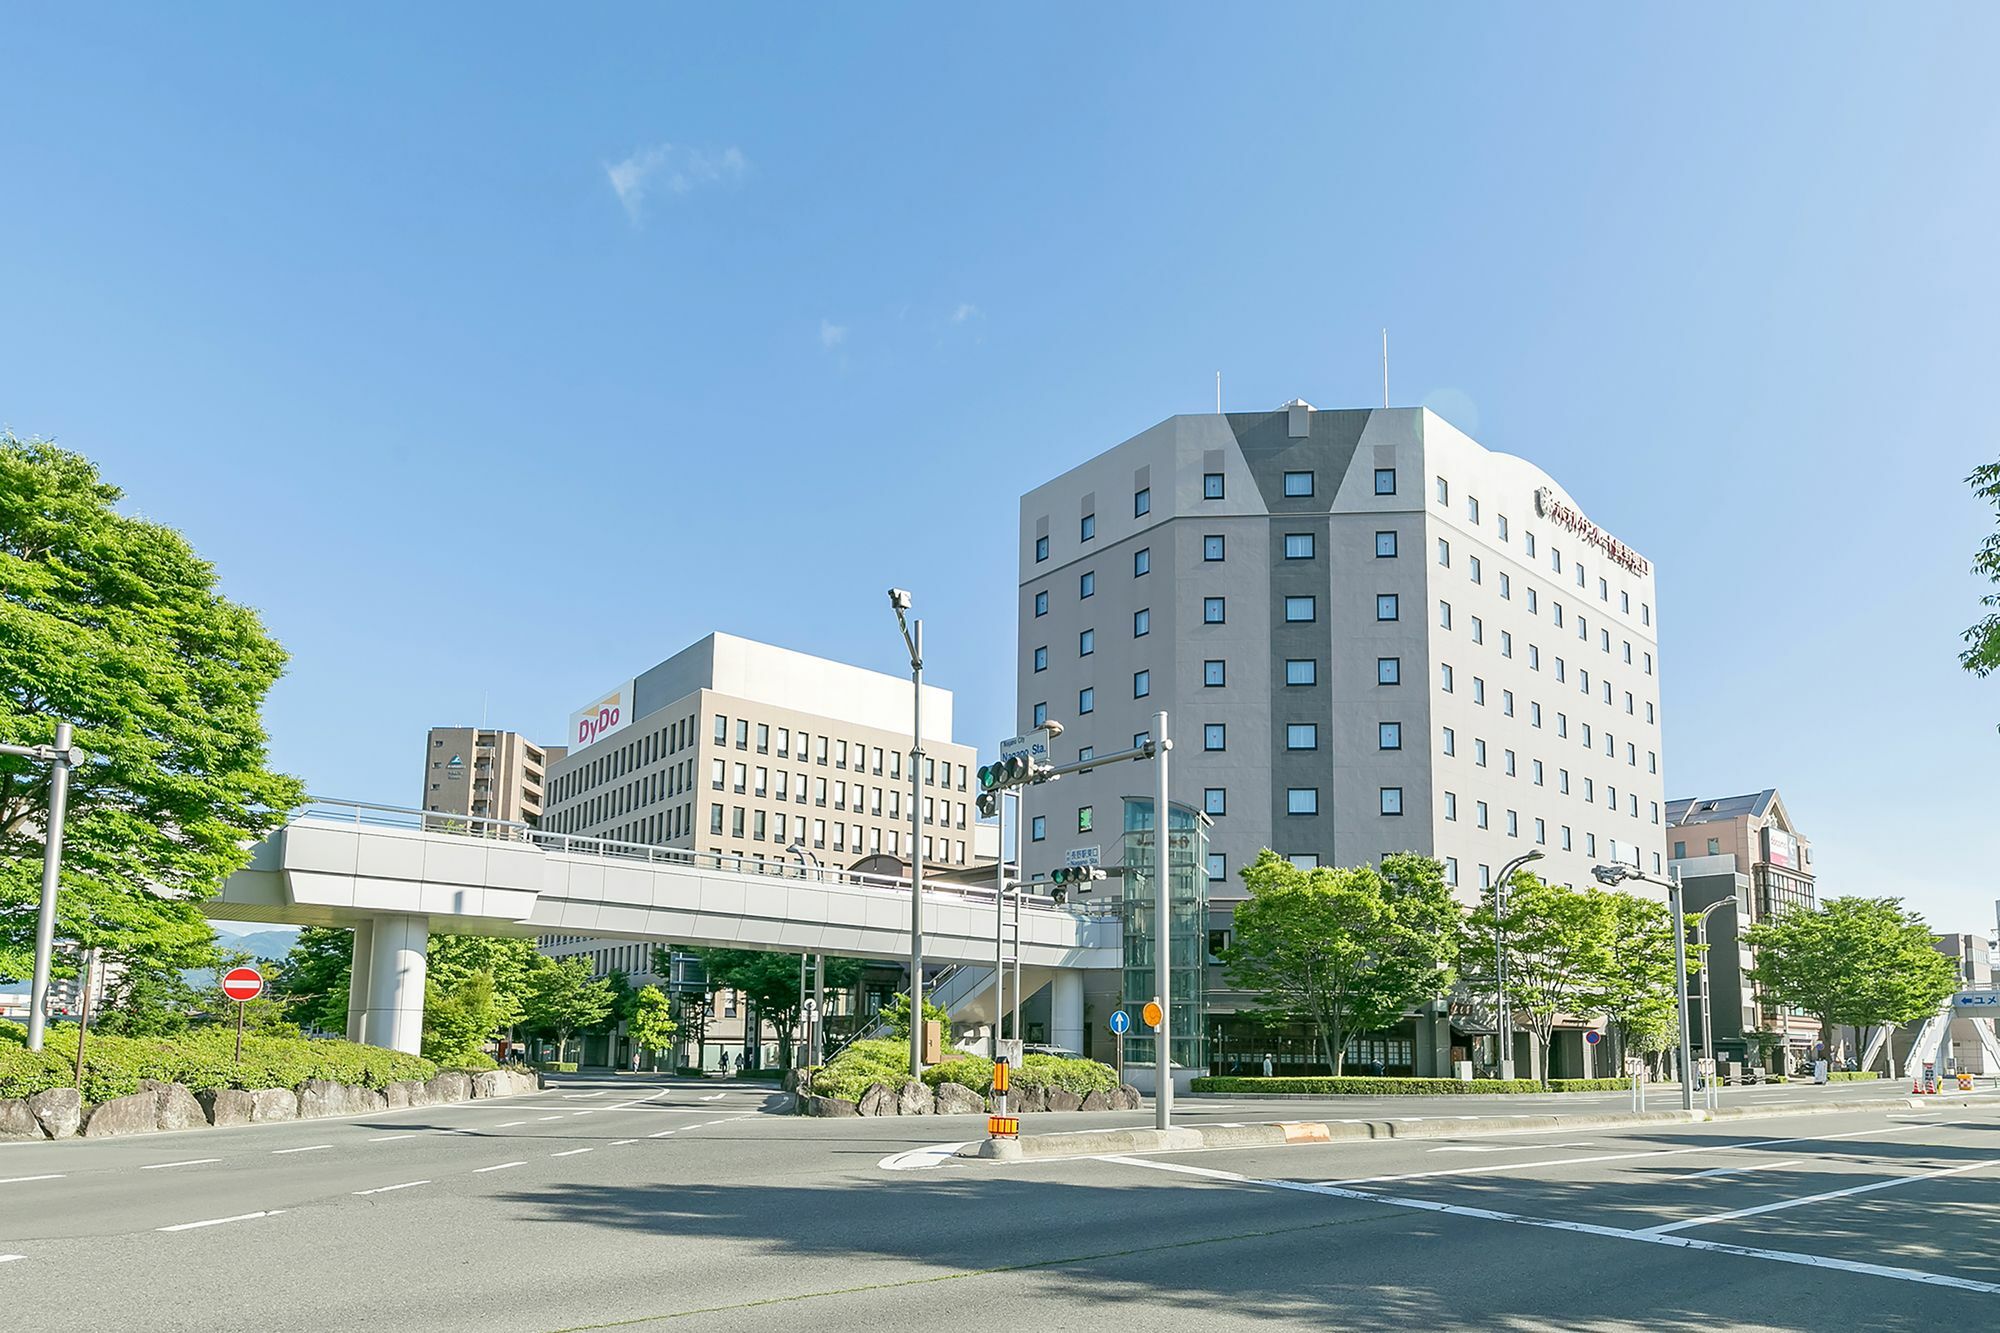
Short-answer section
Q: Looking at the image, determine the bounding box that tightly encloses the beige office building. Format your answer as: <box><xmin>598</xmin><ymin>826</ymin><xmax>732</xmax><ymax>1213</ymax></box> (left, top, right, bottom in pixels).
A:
<box><xmin>538</xmin><ymin>633</ymin><xmax>983</xmax><ymax>1068</ymax></box>
<box><xmin>421</xmin><ymin>728</ymin><xmax>566</xmax><ymax>826</ymax></box>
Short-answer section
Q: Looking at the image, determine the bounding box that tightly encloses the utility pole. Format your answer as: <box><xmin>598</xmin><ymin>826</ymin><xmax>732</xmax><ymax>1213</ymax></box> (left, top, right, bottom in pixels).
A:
<box><xmin>888</xmin><ymin>590</ymin><xmax>926</xmax><ymax>1079</ymax></box>
<box><xmin>3</xmin><ymin>721</ymin><xmax>83</xmax><ymax>1053</ymax></box>
<box><xmin>1153</xmin><ymin>709</ymin><xmax>1173</xmax><ymax>1131</ymax></box>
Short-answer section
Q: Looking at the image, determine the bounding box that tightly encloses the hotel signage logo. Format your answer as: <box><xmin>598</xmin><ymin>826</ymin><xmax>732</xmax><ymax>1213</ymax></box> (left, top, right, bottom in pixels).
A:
<box><xmin>1534</xmin><ymin>487</ymin><xmax>1650</xmax><ymax>576</ymax></box>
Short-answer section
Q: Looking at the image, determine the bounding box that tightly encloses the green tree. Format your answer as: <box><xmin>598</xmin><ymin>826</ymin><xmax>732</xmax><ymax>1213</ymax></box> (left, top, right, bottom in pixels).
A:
<box><xmin>1223</xmin><ymin>851</ymin><xmax>1460</xmax><ymax>1074</ymax></box>
<box><xmin>1600</xmin><ymin>891</ymin><xmax>1682</xmax><ymax>1075</ymax></box>
<box><xmin>423</xmin><ymin>969</ymin><xmax>503</xmax><ymax>1066</ymax></box>
<box><xmin>878</xmin><ymin>988</ymin><xmax>950</xmax><ymax>1045</ymax></box>
<box><xmin>1962</xmin><ymin>460</ymin><xmax>2000</xmax><ymax>718</ymax></box>
<box><xmin>427</xmin><ymin>935</ymin><xmax>540</xmax><ymax>1030</ymax></box>
<box><xmin>1</xmin><ymin>437</ymin><xmax>306</xmax><ymax>986</ymax></box>
<box><xmin>698</xmin><ymin>948</ymin><xmax>864</xmax><ymax>1069</ymax></box>
<box><xmin>1746</xmin><ymin>896</ymin><xmax>1958</xmax><ymax>1059</ymax></box>
<box><xmin>1470</xmin><ymin>874</ymin><xmax>1619</xmax><ymax>1079</ymax></box>
<box><xmin>272</xmin><ymin>926</ymin><xmax>354</xmax><ymax>1032</ymax></box>
<box><xmin>628</xmin><ymin>985</ymin><xmax>678</xmax><ymax>1069</ymax></box>
<box><xmin>521</xmin><ymin>956</ymin><xmax>614</xmax><ymax>1062</ymax></box>
<box><xmin>90</xmin><ymin>956</ymin><xmax>209</xmax><ymax>1037</ymax></box>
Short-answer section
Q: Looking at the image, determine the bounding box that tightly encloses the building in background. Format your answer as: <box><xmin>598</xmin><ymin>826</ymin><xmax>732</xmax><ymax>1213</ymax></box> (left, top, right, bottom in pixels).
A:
<box><xmin>1666</xmin><ymin>788</ymin><xmax>1817</xmax><ymax>1072</ymax></box>
<box><xmin>537</xmin><ymin>632</ymin><xmax>984</xmax><ymax>1069</ymax></box>
<box><xmin>1016</xmin><ymin>402</ymin><xmax>1667</xmax><ymax>1078</ymax></box>
<box><xmin>421</xmin><ymin>727</ymin><xmax>565</xmax><ymax>826</ymax></box>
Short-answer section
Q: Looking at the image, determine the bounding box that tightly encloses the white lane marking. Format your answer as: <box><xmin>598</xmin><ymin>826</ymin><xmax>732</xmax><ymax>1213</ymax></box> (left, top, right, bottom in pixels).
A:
<box><xmin>140</xmin><ymin>1159</ymin><xmax>220</xmax><ymax>1171</ymax></box>
<box><xmin>880</xmin><ymin>1142</ymin><xmax>969</xmax><ymax>1171</ymax></box>
<box><xmin>1313</xmin><ymin>1120</ymin><xmax>1956</xmax><ymax>1190</ymax></box>
<box><xmin>495</xmin><ymin>1121</ymin><xmax>527</xmax><ymax>1128</ymax></box>
<box><xmin>475</xmin><ymin>1161</ymin><xmax>526</xmax><ymax>1173</ymax></box>
<box><xmin>572</xmin><ymin>1111</ymin><xmax>594</xmax><ymax>1116</ymax></box>
<box><xmin>1674</xmin><ymin>1159</ymin><xmax>1805</xmax><ymax>1182</ymax></box>
<box><xmin>271</xmin><ymin>1144</ymin><xmax>331</xmax><ymax>1155</ymax></box>
<box><xmin>352</xmin><ymin>1179</ymin><xmax>431</xmax><ymax>1196</ymax></box>
<box><xmin>1101</xmin><ymin>1156</ymin><xmax>2000</xmax><ymax>1295</ymax></box>
<box><xmin>1432</xmin><ymin>1140</ymin><xmax>1596</xmax><ymax>1154</ymax></box>
<box><xmin>611</xmin><ymin>1139</ymin><xmax>637</xmax><ymax>1146</ymax></box>
<box><xmin>368</xmin><ymin>1134</ymin><xmax>419</xmax><ymax>1142</ymax></box>
<box><xmin>0</xmin><ymin>1254</ymin><xmax>23</xmax><ymax>1263</ymax></box>
<box><xmin>1642</xmin><ymin>1157</ymin><xmax>2000</xmax><ymax>1235</ymax></box>
<box><xmin>157</xmin><ymin>1210</ymin><xmax>285</xmax><ymax>1232</ymax></box>
<box><xmin>649</xmin><ymin>1130</ymin><xmax>675</xmax><ymax>1138</ymax></box>
<box><xmin>564</xmin><ymin>1092</ymin><xmax>607</xmax><ymax>1099</ymax></box>
<box><xmin>0</xmin><ymin>1175</ymin><xmax>64</xmax><ymax>1185</ymax></box>
<box><xmin>551</xmin><ymin>1147</ymin><xmax>593</xmax><ymax>1158</ymax></box>
<box><xmin>703</xmin><ymin>1092</ymin><xmax>725</xmax><ymax>1101</ymax></box>
<box><xmin>537</xmin><ymin>1115</ymin><xmax>565</xmax><ymax>1122</ymax></box>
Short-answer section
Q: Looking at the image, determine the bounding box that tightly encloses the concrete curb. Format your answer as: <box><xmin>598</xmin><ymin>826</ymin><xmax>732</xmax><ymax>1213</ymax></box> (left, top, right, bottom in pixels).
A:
<box><xmin>954</xmin><ymin>1092</ymin><xmax>1995</xmax><ymax>1162</ymax></box>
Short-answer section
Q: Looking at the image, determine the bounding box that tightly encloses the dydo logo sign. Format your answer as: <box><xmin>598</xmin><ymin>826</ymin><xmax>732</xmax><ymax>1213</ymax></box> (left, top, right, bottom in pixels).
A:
<box><xmin>569</xmin><ymin>679</ymin><xmax>636</xmax><ymax>750</ymax></box>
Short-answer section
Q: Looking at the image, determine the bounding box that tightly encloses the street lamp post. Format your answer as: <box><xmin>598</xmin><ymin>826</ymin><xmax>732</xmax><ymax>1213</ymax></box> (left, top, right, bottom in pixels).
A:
<box><xmin>788</xmin><ymin>841</ymin><xmax>826</xmax><ymax>1067</ymax></box>
<box><xmin>888</xmin><ymin>589</ymin><xmax>926</xmax><ymax>1079</ymax></box>
<box><xmin>1490</xmin><ymin>850</ymin><xmax>1545</xmax><ymax>1081</ymax></box>
<box><xmin>1694</xmin><ymin>897</ymin><xmax>1738</xmax><ymax>1100</ymax></box>
<box><xmin>1</xmin><ymin>722</ymin><xmax>83</xmax><ymax>1053</ymax></box>
<box><xmin>1595</xmin><ymin>860</ymin><xmax>1697</xmax><ymax>1111</ymax></box>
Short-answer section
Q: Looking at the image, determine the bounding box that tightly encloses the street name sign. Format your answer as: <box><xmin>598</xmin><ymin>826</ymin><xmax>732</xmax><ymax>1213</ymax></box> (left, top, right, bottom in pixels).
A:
<box><xmin>1064</xmin><ymin>845</ymin><xmax>1102</xmax><ymax>869</ymax></box>
<box><xmin>997</xmin><ymin>729</ymin><xmax>1053</xmax><ymax>766</ymax></box>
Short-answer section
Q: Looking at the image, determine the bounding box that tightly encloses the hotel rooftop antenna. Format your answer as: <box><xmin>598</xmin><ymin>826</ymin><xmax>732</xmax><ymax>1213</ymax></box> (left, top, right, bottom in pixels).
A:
<box><xmin>1381</xmin><ymin>329</ymin><xmax>1390</xmax><ymax>408</ymax></box>
<box><xmin>1215</xmin><ymin>371</ymin><xmax>1222</xmax><ymax>414</ymax></box>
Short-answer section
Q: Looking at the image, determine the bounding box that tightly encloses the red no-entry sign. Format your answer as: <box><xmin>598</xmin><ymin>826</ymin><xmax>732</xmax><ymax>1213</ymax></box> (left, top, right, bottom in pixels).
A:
<box><xmin>221</xmin><ymin>966</ymin><xmax>264</xmax><ymax>1002</ymax></box>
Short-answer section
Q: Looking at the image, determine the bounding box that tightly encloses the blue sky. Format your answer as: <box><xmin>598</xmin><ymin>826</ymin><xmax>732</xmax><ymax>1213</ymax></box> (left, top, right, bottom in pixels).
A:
<box><xmin>4</xmin><ymin>6</ymin><xmax>1997</xmax><ymax>931</ymax></box>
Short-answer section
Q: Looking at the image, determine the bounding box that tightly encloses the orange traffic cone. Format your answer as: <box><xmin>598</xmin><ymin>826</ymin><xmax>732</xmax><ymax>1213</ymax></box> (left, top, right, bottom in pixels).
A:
<box><xmin>1911</xmin><ymin>1074</ymin><xmax>1925</xmax><ymax>1094</ymax></box>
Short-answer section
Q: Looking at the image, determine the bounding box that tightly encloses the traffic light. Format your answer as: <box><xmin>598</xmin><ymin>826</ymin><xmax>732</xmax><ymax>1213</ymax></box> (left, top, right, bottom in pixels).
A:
<box><xmin>977</xmin><ymin>791</ymin><xmax>998</xmax><ymax>818</ymax></box>
<box><xmin>978</xmin><ymin>754</ymin><xmax>1052</xmax><ymax>793</ymax></box>
<box><xmin>1050</xmin><ymin>866</ymin><xmax>1106</xmax><ymax>891</ymax></box>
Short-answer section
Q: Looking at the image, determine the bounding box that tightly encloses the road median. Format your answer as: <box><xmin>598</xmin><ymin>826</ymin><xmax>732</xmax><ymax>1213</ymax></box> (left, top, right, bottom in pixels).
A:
<box><xmin>956</xmin><ymin>1091</ymin><xmax>1994</xmax><ymax>1162</ymax></box>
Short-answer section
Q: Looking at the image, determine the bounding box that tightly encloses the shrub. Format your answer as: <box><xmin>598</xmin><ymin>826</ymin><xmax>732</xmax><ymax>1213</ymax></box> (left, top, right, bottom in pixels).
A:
<box><xmin>922</xmin><ymin>1056</ymin><xmax>996</xmax><ymax>1093</ymax></box>
<box><xmin>808</xmin><ymin>1038</ymin><xmax>911</xmax><ymax>1101</ymax></box>
<box><xmin>1017</xmin><ymin>1054</ymin><xmax>1118</xmax><ymax>1095</ymax></box>
<box><xmin>1193</xmin><ymin>1076</ymin><xmax>1555</xmax><ymax>1095</ymax></box>
<box><xmin>0</xmin><ymin>1022</ymin><xmax>440</xmax><ymax>1104</ymax></box>
<box><xmin>1830</xmin><ymin>1070</ymin><xmax>1883</xmax><ymax>1082</ymax></box>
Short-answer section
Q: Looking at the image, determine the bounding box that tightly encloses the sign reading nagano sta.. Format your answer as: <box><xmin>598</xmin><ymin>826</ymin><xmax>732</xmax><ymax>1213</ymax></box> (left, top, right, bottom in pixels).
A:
<box><xmin>221</xmin><ymin>966</ymin><xmax>264</xmax><ymax>1002</ymax></box>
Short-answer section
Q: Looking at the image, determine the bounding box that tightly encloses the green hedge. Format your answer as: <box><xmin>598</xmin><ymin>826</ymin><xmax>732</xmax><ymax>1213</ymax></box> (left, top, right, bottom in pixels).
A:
<box><xmin>807</xmin><ymin>1041</ymin><xmax>1120</xmax><ymax>1102</ymax></box>
<box><xmin>1190</xmin><ymin>1075</ymin><xmax>1628</xmax><ymax>1095</ymax></box>
<box><xmin>1830</xmin><ymin>1070</ymin><xmax>1883</xmax><ymax>1082</ymax></box>
<box><xmin>1</xmin><ymin>1023</ymin><xmax>440</xmax><ymax>1105</ymax></box>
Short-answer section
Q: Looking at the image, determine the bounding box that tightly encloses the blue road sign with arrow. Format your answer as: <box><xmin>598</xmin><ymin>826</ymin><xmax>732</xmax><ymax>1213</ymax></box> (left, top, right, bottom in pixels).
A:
<box><xmin>1108</xmin><ymin>1009</ymin><xmax>1131</xmax><ymax>1036</ymax></box>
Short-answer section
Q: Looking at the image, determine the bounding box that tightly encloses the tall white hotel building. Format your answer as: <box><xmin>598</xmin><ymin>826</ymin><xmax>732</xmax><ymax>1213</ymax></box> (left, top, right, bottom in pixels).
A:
<box><xmin>1016</xmin><ymin>402</ymin><xmax>1667</xmax><ymax>1075</ymax></box>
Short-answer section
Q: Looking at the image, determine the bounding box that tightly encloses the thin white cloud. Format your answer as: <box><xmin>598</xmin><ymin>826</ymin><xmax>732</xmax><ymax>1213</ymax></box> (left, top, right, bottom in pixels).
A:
<box><xmin>605</xmin><ymin>143</ymin><xmax>747</xmax><ymax>223</ymax></box>
<box><xmin>951</xmin><ymin>302</ymin><xmax>980</xmax><ymax>324</ymax></box>
<box><xmin>819</xmin><ymin>318</ymin><xmax>848</xmax><ymax>349</ymax></box>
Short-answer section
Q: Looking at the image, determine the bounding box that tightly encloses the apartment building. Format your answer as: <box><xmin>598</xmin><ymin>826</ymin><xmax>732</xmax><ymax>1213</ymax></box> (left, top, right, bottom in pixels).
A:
<box><xmin>536</xmin><ymin>632</ymin><xmax>982</xmax><ymax>1068</ymax></box>
<box><xmin>1016</xmin><ymin>402</ymin><xmax>1668</xmax><ymax>1075</ymax></box>
<box><xmin>1666</xmin><ymin>788</ymin><xmax>1818</xmax><ymax>1070</ymax></box>
<box><xmin>420</xmin><ymin>727</ymin><xmax>565</xmax><ymax>826</ymax></box>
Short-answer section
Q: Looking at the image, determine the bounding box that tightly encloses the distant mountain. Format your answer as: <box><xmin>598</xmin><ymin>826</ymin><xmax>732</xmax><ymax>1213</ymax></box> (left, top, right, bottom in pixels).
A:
<box><xmin>210</xmin><ymin>925</ymin><xmax>300</xmax><ymax>962</ymax></box>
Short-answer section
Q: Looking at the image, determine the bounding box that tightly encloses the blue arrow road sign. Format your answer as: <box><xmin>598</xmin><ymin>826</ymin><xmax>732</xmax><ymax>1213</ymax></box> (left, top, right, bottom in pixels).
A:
<box><xmin>1108</xmin><ymin>1009</ymin><xmax>1131</xmax><ymax>1035</ymax></box>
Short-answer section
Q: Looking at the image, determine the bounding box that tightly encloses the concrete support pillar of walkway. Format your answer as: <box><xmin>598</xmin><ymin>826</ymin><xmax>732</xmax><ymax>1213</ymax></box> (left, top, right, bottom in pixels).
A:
<box><xmin>1050</xmin><ymin>969</ymin><xmax>1084</xmax><ymax>1056</ymax></box>
<box><xmin>359</xmin><ymin>913</ymin><xmax>429</xmax><ymax>1054</ymax></box>
<box><xmin>346</xmin><ymin>918</ymin><xmax>376</xmax><ymax>1043</ymax></box>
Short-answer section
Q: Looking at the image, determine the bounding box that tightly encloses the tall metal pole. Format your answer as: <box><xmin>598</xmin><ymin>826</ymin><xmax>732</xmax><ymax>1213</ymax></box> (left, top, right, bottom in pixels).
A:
<box><xmin>812</xmin><ymin>955</ymin><xmax>824</xmax><ymax>1068</ymax></box>
<box><xmin>1153</xmin><ymin>709</ymin><xmax>1172</xmax><ymax>1130</ymax></box>
<box><xmin>1669</xmin><ymin>874</ymin><xmax>1696</xmax><ymax>1111</ymax></box>
<box><xmin>1698</xmin><ymin>916</ymin><xmax>1715</xmax><ymax>1102</ymax></box>
<box><xmin>26</xmin><ymin>721</ymin><xmax>75</xmax><ymax>1053</ymax></box>
<box><xmin>991</xmin><ymin>783</ymin><xmax>1006</xmax><ymax>1059</ymax></box>
<box><xmin>908</xmin><ymin>619</ymin><xmax>926</xmax><ymax>1079</ymax></box>
<box><xmin>1494</xmin><ymin>883</ymin><xmax>1511</xmax><ymax>1080</ymax></box>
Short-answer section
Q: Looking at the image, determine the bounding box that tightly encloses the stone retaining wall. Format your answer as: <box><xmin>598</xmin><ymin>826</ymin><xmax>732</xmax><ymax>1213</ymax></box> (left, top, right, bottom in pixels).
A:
<box><xmin>803</xmin><ymin>1079</ymin><xmax>1144</xmax><ymax>1117</ymax></box>
<box><xmin>0</xmin><ymin>1067</ymin><xmax>542</xmax><ymax>1141</ymax></box>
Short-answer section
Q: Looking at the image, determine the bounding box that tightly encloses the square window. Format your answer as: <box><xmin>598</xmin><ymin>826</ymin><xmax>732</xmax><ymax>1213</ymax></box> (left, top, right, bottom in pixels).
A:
<box><xmin>1134</xmin><ymin>547</ymin><xmax>1151</xmax><ymax>576</ymax></box>
<box><xmin>1035</xmin><ymin>535</ymin><xmax>1049</xmax><ymax>563</ymax></box>
<box><xmin>1286</xmin><ymin>723</ymin><xmax>1318</xmax><ymax>750</ymax></box>
<box><xmin>1374</xmin><ymin>531</ymin><xmax>1396</xmax><ymax>558</ymax></box>
<box><xmin>1439</xmin><ymin>600</ymin><xmax>1452</xmax><ymax>629</ymax></box>
<box><xmin>1078</xmin><ymin>687</ymin><xmax>1094</xmax><ymax>714</ymax></box>
<box><xmin>1203</xmin><ymin>534</ymin><xmax>1225</xmax><ymax>561</ymax></box>
<box><xmin>1030</xmin><ymin>815</ymin><xmax>1046</xmax><ymax>842</ymax></box>
<box><xmin>1078</xmin><ymin>806</ymin><xmax>1093</xmax><ymax>833</ymax></box>
<box><xmin>1444</xmin><ymin>792</ymin><xmax>1458</xmax><ymax>820</ymax></box>
<box><xmin>1442</xmin><ymin>726</ymin><xmax>1455</xmax><ymax>755</ymax></box>
<box><xmin>1134</xmin><ymin>488</ymin><xmax>1151</xmax><ymax>517</ymax></box>
<box><xmin>1204</xmin><ymin>596</ymin><xmax>1226</xmax><ymax>623</ymax></box>
<box><xmin>1286</xmin><ymin>596</ymin><xmax>1316</xmax><ymax>622</ymax></box>
<box><xmin>1079</xmin><ymin>628</ymin><xmax>1095</xmax><ymax>656</ymax></box>
<box><xmin>1441</xmin><ymin>663</ymin><xmax>1454</xmax><ymax>692</ymax></box>
<box><xmin>1203</xmin><ymin>723</ymin><xmax>1226</xmax><ymax>751</ymax></box>
<box><xmin>1080</xmin><ymin>513</ymin><xmax>1095</xmax><ymax>541</ymax></box>
<box><xmin>1204</xmin><ymin>473</ymin><xmax>1225</xmax><ymax>499</ymax></box>
<box><xmin>1498</xmin><ymin>514</ymin><xmax>1509</xmax><ymax>540</ymax></box>
<box><xmin>1033</xmin><ymin>702</ymin><xmax>1048</xmax><ymax>727</ymax></box>
<box><xmin>1380</xmin><ymin>787</ymin><xmax>1404</xmax><ymax>816</ymax></box>
<box><xmin>1204</xmin><ymin>659</ymin><xmax>1226</xmax><ymax>687</ymax></box>
<box><xmin>1501</xmin><ymin>630</ymin><xmax>1513</xmax><ymax>658</ymax></box>
<box><xmin>1287</xmin><ymin>532</ymin><xmax>1317</xmax><ymax>559</ymax></box>
<box><xmin>1375</xmin><ymin>657</ymin><xmax>1398</xmax><ymax>685</ymax></box>
<box><xmin>1471</xmin><ymin>615</ymin><xmax>1483</xmax><ymax>644</ymax></box>
<box><xmin>1080</xmin><ymin>571</ymin><xmax>1095</xmax><ymax>598</ymax></box>
<box><xmin>1203</xmin><ymin>788</ymin><xmax>1227</xmax><ymax>816</ymax></box>
<box><xmin>1376</xmin><ymin>594</ymin><xmax>1398</xmax><ymax>621</ymax></box>
<box><xmin>1134</xmin><ymin>607</ymin><xmax>1151</xmax><ymax>636</ymax></box>
<box><xmin>1379</xmin><ymin>721</ymin><xmax>1401</xmax><ymax>750</ymax></box>
<box><xmin>1374</xmin><ymin>468</ymin><xmax>1396</xmax><ymax>495</ymax></box>
<box><xmin>1133</xmin><ymin>669</ymin><xmax>1151</xmax><ymax>698</ymax></box>
<box><xmin>1034</xmin><ymin>590</ymin><xmax>1048</xmax><ymax>617</ymax></box>
<box><xmin>1288</xmin><ymin>788</ymin><xmax>1319</xmax><ymax>815</ymax></box>
<box><xmin>1476</xmin><ymin>801</ymin><xmax>1489</xmax><ymax>829</ymax></box>
<box><xmin>1033</xmin><ymin>646</ymin><xmax>1047</xmax><ymax>672</ymax></box>
<box><xmin>1289</xmin><ymin>658</ymin><xmax>1318</xmax><ymax>686</ymax></box>
<box><xmin>1207</xmin><ymin>853</ymin><xmax>1226</xmax><ymax>882</ymax></box>
<box><xmin>1283</xmin><ymin>471</ymin><xmax>1314</xmax><ymax>497</ymax></box>
<box><xmin>1500</xmin><ymin>572</ymin><xmax>1511</xmax><ymax>600</ymax></box>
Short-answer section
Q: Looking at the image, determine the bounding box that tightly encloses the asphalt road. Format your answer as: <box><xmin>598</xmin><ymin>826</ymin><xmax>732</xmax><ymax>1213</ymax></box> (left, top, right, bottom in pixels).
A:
<box><xmin>2</xmin><ymin>1074</ymin><xmax>1993</xmax><ymax>1330</ymax></box>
